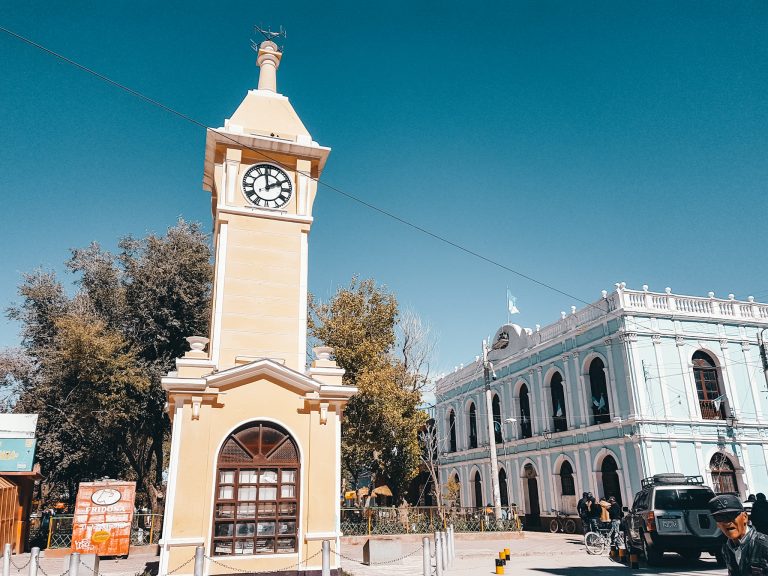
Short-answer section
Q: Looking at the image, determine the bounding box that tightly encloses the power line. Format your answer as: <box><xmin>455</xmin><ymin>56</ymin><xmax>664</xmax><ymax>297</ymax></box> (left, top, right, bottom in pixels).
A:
<box><xmin>0</xmin><ymin>25</ymin><xmax>628</xmax><ymax>312</ymax></box>
<box><xmin>3</xmin><ymin>25</ymin><xmax>765</xmax><ymax>362</ymax></box>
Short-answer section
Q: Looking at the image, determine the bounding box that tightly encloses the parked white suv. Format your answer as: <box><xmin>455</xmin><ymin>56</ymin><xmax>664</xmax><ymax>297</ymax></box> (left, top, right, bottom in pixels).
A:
<box><xmin>623</xmin><ymin>473</ymin><xmax>725</xmax><ymax>565</ymax></box>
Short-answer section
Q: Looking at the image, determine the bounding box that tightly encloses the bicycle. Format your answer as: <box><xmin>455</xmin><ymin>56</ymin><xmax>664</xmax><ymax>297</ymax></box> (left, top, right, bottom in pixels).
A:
<box><xmin>549</xmin><ymin>509</ymin><xmax>576</xmax><ymax>534</ymax></box>
<box><xmin>584</xmin><ymin>522</ymin><xmax>621</xmax><ymax>555</ymax></box>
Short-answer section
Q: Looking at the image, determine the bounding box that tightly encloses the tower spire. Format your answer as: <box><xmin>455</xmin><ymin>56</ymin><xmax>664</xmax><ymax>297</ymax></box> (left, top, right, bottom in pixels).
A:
<box><xmin>256</xmin><ymin>40</ymin><xmax>282</xmax><ymax>92</ymax></box>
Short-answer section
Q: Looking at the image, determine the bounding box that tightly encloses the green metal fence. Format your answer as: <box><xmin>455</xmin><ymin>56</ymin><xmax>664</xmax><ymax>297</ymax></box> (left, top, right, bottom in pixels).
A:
<box><xmin>28</xmin><ymin>513</ymin><xmax>163</xmax><ymax>549</ymax></box>
<box><xmin>340</xmin><ymin>506</ymin><xmax>521</xmax><ymax>536</ymax></box>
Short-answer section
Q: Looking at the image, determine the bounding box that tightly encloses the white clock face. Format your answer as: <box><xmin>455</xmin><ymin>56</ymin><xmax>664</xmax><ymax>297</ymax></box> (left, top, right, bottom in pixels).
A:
<box><xmin>242</xmin><ymin>164</ymin><xmax>293</xmax><ymax>208</ymax></box>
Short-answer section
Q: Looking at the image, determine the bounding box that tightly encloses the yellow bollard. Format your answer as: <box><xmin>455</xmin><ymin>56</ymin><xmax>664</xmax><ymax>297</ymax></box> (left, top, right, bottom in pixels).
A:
<box><xmin>504</xmin><ymin>547</ymin><xmax>511</xmax><ymax>560</ymax></box>
<box><xmin>499</xmin><ymin>551</ymin><xmax>507</xmax><ymax>565</ymax></box>
<box><xmin>495</xmin><ymin>558</ymin><xmax>505</xmax><ymax>574</ymax></box>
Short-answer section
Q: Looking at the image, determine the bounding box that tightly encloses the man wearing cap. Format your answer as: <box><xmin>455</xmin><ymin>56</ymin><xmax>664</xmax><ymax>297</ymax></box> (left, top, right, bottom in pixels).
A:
<box><xmin>710</xmin><ymin>494</ymin><xmax>768</xmax><ymax>576</ymax></box>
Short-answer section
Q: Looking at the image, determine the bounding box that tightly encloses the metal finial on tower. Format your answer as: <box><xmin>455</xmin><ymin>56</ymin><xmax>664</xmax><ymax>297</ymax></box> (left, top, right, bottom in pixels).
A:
<box><xmin>251</xmin><ymin>25</ymin><xmax>286</xmax><ymax>92</ymax></box>
<box><xmin>252</xmin><ymin>25</ymin><xmax>286</xmax><ymax>53</ymax></box>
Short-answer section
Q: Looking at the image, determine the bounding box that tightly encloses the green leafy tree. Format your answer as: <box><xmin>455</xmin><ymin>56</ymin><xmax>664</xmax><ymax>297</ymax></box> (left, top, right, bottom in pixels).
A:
<box><xmin>309</xmin><ymin>278</ymin><xmax>428</xmax><ymax>499</ymax></box>
<box><xmin>5</xmin><ymin>220</ymin><xmax>212</xmax><ymax>510</ymax></box>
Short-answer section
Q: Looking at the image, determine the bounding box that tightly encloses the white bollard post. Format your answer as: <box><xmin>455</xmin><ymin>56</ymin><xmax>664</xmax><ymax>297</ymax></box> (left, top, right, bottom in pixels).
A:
<box><xmin>441</xmin><ymin>531</ymin><xmax>449</xmax><ymax>568</ymax></box>
<box><xmin>434</xmin><ymin>531</ymin><xmax>443</xmax><ymax>576</ymax></box>
<box><xmin>422</xmin><ymin>537</ymin><xmax>430</xmax><ymax>576</ymax></box>
<box><xmin>448</xmin><ymin>525</ymin><xmax>454</xmax><ymax>562</ymax></box>
<box><xmin>193</xmin><ymin>546</ymin><xmax>204</xmax><ymax>576</ymax></box>
<box><xmin>322</xmin><ymin>540</ymin><xmax>330</xmax><ymax>576</ymax></box>
<box><xmin>3</xmin><ymin>544</ymin><xmax>10</xmax><ymax>576</ymax></box>
<box><xmin>68</xmin><ymin>552</ymin><xmax>80</xmax><ymax>576</ymax></box>
<box><xmin>29</xmin><ymin>547</ymin><xmax>40</xmax><ymax>576</ymax></box>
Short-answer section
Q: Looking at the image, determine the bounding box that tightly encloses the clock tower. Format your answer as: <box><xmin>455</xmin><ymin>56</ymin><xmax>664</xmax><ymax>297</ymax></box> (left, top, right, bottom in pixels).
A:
<box><xmin>204</xmin><ymin>40</ymin><xmax>330</xmax><ymax>373</ymax></box>
<box><xmin>159</xmin><ymin>40</ymin><xmax>354</xmax><ymax>576</ymax></box>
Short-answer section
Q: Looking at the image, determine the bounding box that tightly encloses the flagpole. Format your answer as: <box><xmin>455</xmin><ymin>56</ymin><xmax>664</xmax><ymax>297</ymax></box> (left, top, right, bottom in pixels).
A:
<box><xmin>506</xmin><ymin>287</ymin><xmax>510</xmax><ymax>325</ymax></box>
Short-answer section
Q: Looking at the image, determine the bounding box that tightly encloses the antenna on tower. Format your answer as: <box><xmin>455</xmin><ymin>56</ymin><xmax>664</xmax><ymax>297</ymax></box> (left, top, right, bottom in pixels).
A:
<box><xmin>252</xmin><ymin>25</ymin><xmax>286</xmax><ymax>52</ymax></box>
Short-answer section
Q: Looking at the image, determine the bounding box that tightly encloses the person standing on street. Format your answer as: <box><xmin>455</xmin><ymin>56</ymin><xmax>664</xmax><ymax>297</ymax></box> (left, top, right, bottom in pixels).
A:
<box><xmin>710</xmin><ymin>494</ymin><xmax>768</xmax><ymax>576</ymax></box>
<box><xmin>577</xmin><ymin>492</ymin><xmax>590</xmax><ymax>533</ymax></box>
<box><xmin>752</xmin><ymin>493</ymin><xmax>768</xmax><ymax>535</ymax></box>
<box><xmin>608</xmin><ymin>496</ymin><xmax>622</xmax><ymax>543</ymax></box>
<box><xmin>588</xmin><ymin>493</ymin><xmax>601</xmax><ymax>533</ymax></box>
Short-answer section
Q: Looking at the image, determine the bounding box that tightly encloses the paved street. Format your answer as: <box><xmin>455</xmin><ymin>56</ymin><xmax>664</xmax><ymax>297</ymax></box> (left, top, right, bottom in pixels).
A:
<box><xmin>339</xmin><ymin>532</ymin><xmax>727</xmax><ymax>576</ymax></box>
<box><xmin>5</xmin><ymin>533</ymin><xmax>726</xmax><ymax>576</ymax></box>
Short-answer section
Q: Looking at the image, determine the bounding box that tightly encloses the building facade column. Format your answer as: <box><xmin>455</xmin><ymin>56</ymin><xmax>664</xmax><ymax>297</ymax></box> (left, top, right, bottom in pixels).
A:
<box><xmin>603</xmin><ymin>338</ymin><xmax>622</xmax><ymax>421</ymax></box>
<box><xmin>561</xmin><ymin>355</ymin><xmax>576</xmax><ymax>430</ymax></box>
<box><xmin>572</xmin><ymin>352</ymin><xmax>590</xmax><ymax>427</ymax></box>
<box><xmin>652</xmin><ymin>335</ymin><xmax>671</xmax><ymax>418</ymax></box>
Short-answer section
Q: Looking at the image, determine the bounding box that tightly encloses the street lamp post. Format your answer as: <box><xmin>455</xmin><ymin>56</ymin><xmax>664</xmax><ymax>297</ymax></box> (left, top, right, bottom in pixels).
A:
<box><xmin>482</xmin><ymin>339</ymin><xmax>503</xmax><ymax>522</ymax></box>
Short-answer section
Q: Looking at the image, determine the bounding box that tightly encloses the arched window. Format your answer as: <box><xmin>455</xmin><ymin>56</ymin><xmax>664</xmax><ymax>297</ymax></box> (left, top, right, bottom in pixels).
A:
<box><xmin>473</xmin><ymin>470</ymin><xmax>483</xmax><ymax>509</ymax></box>
<box><xmin>600</xmin><ymin>455</ymin><xmax>622</xmax><ymax>508</ymax></box>
<box><xmin>499</xmin><ymin>468</ymin><xmax>509</xmax><ymax>507</ymax></box>
<box><xmin>588</xmin><ymin>358</ymin><xmax>611</xmax><ymax>425</ymax></box>
<box><xmin>451</xmin><ymin>473</ymin><xmax>461</xmax><ymax>507</ymax></box>
<box><xmin>519</xmin><ymin>384</ymin><xmax>532</xmax><ymax>439</ymax></box>
<box><xmin>710</xmin><ymin>453</ymin><xmax>738</xmax><ymax>494</ymax></box>
<box><xmin>492</xmin><ymin>394</ymin><xmax>503</xmax><ymax>444</ymax></box>
<box><xmin>560</xmin><ymin>461</ymin><xmax>575</xmax><ymax>496</ymax></box>
<box><xmin>550</xmin><ymin>372</ymin><xmax>567</xmax><ymax>433</ymax></box>
<box><xmin>693</xmin><ymin>351</ymin><xmax>725</xmax><ymax>420</ymax></box>
<box><xmin>468</xmin><ymin>403</ymin><xmax>478</xmax><ymax>448</ymax></box>
<box><xmin>213</xmin><ymin>422</ymin><xmax>299</xmax><ymax>556</ymax></box>
<box><xmin>448</xmin><ymin>410</ymin><xmax>457</xmax><ymax>453</ymax></box>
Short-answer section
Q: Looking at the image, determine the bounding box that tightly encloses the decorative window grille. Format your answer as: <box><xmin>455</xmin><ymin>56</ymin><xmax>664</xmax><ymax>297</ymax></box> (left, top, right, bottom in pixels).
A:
<box><xmin>213</xmin><ymin>422</ymin><xmax>299</xmax><ymax>556</ymax></box>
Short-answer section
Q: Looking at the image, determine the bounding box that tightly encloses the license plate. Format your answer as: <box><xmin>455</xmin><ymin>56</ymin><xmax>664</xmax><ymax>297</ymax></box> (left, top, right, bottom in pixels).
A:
<box><xmin>660</xmin><ymin>519</ymin><xmax>680</xmax><ymax>530</ymax></box>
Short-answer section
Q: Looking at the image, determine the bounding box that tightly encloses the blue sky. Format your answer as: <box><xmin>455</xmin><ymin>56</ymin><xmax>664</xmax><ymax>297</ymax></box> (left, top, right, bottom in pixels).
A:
<box><xmin>1</xmin><ymin>1</ymin><xmax>767</xmax><ymax>375</ymax></box>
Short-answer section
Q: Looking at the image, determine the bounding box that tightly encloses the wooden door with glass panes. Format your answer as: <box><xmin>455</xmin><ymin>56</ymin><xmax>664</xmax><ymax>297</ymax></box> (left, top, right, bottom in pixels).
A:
<box><xmin>213</xmin><ymin>422</ymin><xmax>300</xmax><ymax>555</ymax></box>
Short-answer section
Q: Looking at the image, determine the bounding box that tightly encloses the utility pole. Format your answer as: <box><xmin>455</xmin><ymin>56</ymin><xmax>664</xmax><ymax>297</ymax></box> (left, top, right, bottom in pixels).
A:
<box><xmin>482</xmin><ymin>339</ymin><xmax>503</xmax><ymax>522</ymax></box>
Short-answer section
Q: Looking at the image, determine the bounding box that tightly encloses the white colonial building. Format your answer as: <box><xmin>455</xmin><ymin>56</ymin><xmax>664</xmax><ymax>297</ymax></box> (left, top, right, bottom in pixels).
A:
<box><xmin>435</xmin><ymin>284</ymin><xmax>768</xmax><ymax>527</ymax></box>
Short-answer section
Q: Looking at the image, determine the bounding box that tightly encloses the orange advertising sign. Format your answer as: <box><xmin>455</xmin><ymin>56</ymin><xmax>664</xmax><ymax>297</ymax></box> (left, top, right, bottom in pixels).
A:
<box><xmin>71</xmin><ymin>480</ymin><xmax>136</xmax><ymax>556</ymax></box>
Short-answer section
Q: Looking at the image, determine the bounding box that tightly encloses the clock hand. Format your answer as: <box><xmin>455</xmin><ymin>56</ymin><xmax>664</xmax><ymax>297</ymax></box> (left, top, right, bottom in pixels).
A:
<box><xmin>265</xmin><ymin>181</ymin><xmax>284</xmax><ymax>190</ymax></box>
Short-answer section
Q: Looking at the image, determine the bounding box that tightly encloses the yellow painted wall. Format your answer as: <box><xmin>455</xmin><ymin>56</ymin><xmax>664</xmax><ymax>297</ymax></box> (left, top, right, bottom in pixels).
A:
<box><xmin>165</xmin><ymin>377</ymin><xmax>340</xmax><ymax>573</ymax></box>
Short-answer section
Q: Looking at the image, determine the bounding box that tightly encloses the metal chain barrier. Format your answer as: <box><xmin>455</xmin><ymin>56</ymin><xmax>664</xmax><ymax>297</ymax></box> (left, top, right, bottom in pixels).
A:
<box><xmin>164</xmin><ymin>555</ymin><xmax>196</xmax><ymax>576</ymax></box>
<box><xmin>8</xmin><ymin>557</ymin><xmax>31</xmax><ymax>572</ymax></box>
<box><xmin>205</xmin><ymin>549</ymin><xmax>322</xmax><ymax>574</ymax></box>
<box><xmin>331</xmin><ymin>544</ymin><xmax>424</xmax><ymax>566</ymax></box>
<box><xmin>75</xmin><ymin>557</ymin><xmax>106</xmax><ymax>576</ymax></box>
<box><xmin>37</xmin><ymin>566</ymin><xmax>66</xmax><ymax>576</ymax></box>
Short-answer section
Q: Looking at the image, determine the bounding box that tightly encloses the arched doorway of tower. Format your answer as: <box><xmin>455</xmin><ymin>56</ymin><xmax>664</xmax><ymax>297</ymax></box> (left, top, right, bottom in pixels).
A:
<box><xmin>710</xmin><ymin>452</ymin><xmax>739</xmax><ymax>495</ymax></box>
<box><xmin>522</xmin><ymin>463</ymin><xmax>540</xmax><ymax>528</ymax></box>
<box><xmin>600</xmin><ymin>455</ymin><xmax>622</xmax><ymax>508</ymax></box>
<box><xmin>473</xmin><ymin>470</ymin><xmax>483</xmax><ymax>510</ymax></box>
<box><xmin>212</xmin><ymin>421</ymin><xmax>300</xmax><ymax>556</ymax></box>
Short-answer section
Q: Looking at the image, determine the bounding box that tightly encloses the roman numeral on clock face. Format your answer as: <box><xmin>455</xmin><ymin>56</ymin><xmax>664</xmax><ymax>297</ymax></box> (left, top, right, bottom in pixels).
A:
<box><xmin>241</xmin><ymin>164</ymin><xmax>293</xmax><ymax>208</ymax></box>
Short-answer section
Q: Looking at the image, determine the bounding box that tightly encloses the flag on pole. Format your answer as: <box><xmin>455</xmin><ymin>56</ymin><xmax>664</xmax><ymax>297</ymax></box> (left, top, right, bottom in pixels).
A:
<box><xmin>507</xmin><ymin>289</ymin><xmax>519</xmax><ymax>315</ymax></box>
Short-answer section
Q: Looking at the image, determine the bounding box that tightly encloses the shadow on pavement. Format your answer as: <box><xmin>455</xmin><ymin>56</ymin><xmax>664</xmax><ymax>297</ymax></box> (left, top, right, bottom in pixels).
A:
<box><xmin>529</xmin><ymin>555</ymin><xmax>724</xmax><ymax>575</ymax></box>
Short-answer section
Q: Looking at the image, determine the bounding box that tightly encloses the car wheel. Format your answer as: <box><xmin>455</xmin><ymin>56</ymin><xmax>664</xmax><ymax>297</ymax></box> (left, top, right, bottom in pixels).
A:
<box><xmin>642</xmin><ymin>533</ymin><xmax>664</xmax><ymax>565</ymax></box>
<box><xmin>680</xmin><ymin>550</ymin><xmax>701</xmax><ymax>562</ymax></box>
